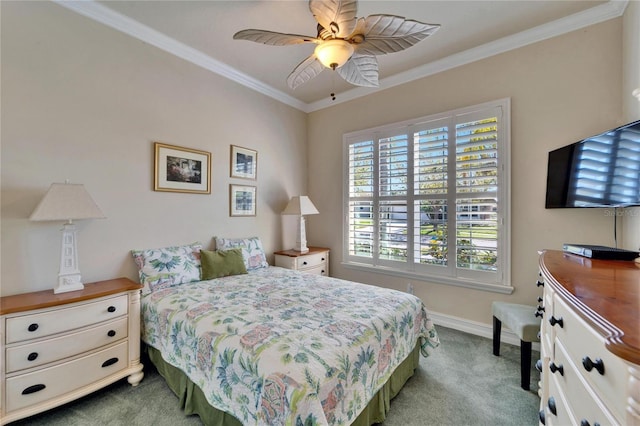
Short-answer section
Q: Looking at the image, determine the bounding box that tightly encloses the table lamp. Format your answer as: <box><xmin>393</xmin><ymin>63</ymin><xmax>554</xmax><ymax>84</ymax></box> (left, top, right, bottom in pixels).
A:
<box><xmin>30</xmin><ymin>182</ymin><xmax>105</xmax><ymax>294</ymax></box>
<box><xmin>281</xmin><ymin>195</ymin><xmax>319</xmax><ymax>253</ymax></box>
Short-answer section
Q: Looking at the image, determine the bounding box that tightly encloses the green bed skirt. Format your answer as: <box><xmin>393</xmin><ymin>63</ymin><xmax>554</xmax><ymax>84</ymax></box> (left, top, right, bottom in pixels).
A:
<box><xmin>146</xmin><ymin>343</ymin><xmax>421</xmax><ymax>426</ymax></box>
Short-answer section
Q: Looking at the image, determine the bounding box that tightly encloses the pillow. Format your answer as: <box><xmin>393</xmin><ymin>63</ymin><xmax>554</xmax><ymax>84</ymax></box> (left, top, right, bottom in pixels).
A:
<box><xmin>131</xmin><ymin>242</ymin><xmax>202</xmax><ymax>295</ymax></box>
<box><xmin>200</xmin><ymin>248</ymin><xmax>247</xmax><ymax>280</ymax></box>
<box><xmin>215</xmin><ymin>236</ymin><xmax>269</xmax><ymax>270</ymax></box>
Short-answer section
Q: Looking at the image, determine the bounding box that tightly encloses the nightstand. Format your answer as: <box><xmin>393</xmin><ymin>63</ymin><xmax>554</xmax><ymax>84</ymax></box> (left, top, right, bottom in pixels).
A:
<box><xmin>0</xmin><ymin>277</ymin><xmax>144</xmax><ymax>425</ymax></box>
<box><xmin>274</xmin><ymin>247</ymin><xmax>330</xmax><ymax>276</ymax></box>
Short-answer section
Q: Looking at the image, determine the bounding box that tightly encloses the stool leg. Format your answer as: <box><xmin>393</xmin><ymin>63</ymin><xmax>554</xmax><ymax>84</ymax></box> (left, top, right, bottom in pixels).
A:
<box><xmin>521</xmin><ymin>340</ymin><xmax>532</xmax><ymax>390</ymax></box>
<box><xmin>493</xmin><ymin>316</ymin><xmax>501</xmax><ymax>356</ymax></box>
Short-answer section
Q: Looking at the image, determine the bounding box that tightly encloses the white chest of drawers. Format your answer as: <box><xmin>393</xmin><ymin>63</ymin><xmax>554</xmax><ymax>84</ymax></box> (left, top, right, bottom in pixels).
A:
<box><xmin>0</xmin><ymin>278</ymin><xmax>144</xmax><ymax>425</ymax></box>
<box><xmin>274</xmin><ymin>247</ymin><xmax>329</xmax><ymax>276</ymax></box>
<box><xmin>538</xmin><ymin>251</ymin><xmax>640</xmax><ymax>426</ymax></box>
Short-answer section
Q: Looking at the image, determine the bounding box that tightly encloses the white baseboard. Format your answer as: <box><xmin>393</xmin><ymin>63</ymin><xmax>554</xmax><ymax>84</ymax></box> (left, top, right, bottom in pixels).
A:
<box><xmin>429</xmin><ymin>310</ymin><xmax>541</xmax><ymax>352</ymax></box>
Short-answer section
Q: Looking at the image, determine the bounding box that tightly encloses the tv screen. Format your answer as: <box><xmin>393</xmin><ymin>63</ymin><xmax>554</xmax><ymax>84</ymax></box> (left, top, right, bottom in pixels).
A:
<box><xmin>545</xmin><ymin>120</ymin><xmax>640</xmax><ymax>208</ymax></box>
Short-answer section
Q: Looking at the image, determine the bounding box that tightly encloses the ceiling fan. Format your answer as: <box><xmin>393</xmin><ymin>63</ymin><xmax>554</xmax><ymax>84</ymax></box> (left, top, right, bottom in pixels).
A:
<box><xmin>233</xmin><ymin>0</ymin><xmax>440</xmax><ymax>91</ymax></box>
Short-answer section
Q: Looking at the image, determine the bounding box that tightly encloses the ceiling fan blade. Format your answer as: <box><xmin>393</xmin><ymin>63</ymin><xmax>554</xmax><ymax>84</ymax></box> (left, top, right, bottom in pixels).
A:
<box><xmin>337</xmin><ymin>54</ymin><xmax>379</xmax><ymax>87</ymax></box>
<box><xmin>233</xmin><ymin>29</ymin><xmax>318</xmax><ymax>46</ymax></box>
<box><xmin>287</xmin><ymin>54</ymin><xmax>325</xmax><ymax>89</ymax></box>
<box><xmin>354</xmin><ymin>15</ymin><xmax>440</xmax><ymax>56</ymax></box>
<box><xmin>309</xmin><ymin>0</ymin><xmax>357</xmax><ymax>38</ymax></box>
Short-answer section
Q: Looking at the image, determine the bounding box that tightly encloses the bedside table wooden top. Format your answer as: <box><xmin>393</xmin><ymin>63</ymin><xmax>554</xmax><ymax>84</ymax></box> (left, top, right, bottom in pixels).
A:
<box><xmin>274</xmin><ymin>247</ymin><xmax>329</xmax><ymax>257</ymax></box>
<box><xmin>0</xmin><ymin>277</ymin><xmax>142</xmax><ymax>315</ymax></box>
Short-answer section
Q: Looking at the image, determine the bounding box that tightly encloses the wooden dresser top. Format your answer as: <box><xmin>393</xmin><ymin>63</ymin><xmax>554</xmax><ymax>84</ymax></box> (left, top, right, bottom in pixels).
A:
<box><xmin>540</xmin><ymin>250</ymin><xmax>640</xmax><ymax>365</ymax></box>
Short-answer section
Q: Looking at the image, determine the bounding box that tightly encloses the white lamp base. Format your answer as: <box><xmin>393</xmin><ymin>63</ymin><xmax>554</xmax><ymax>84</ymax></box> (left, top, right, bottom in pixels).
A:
<box><xmin>293</xmin><ymin>215</ymin><xmax>309</xmax><ymax>254</ymax></box>
<box><xmin>55</xmin><ymin>274</ymin><xmax>84</xmax><ymax>294</ymax></box>
<box><xmin>55</xmin><ymin>222</ymin><xmax>85</xmax><ymax>294</ymax></box>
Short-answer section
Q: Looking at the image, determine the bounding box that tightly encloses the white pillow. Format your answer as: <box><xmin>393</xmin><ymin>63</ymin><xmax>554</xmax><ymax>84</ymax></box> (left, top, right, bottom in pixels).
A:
<box><xmin>215</xmin><ymin>236</ymin><xmax>268</xmax><ymax>270</ymax></box>
<box><xmin>131</xmin><ymin>242</ymin><xmax>202</xmax><ymax>295</ymax></box>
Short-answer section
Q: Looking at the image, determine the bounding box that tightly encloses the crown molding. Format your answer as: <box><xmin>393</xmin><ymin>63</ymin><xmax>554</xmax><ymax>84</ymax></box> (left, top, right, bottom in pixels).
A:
<box><xmin>54</xmin><ymin>0</ymin><xmax>627</xmax><ymax>114</ymax></box>
<box><xmin>52</xmin><ymin>0</ymin><xmax>308</xmax><ymax>112</ymax></box>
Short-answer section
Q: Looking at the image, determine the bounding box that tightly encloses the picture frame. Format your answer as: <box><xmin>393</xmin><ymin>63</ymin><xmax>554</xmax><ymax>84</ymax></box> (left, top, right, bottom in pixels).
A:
<box><xmin>154</xmin><ymin>142</ymin><xmax>211</xmax><ymax>194</ymax></box>
<box><xmin>229</xmin><ymin>184</ymin><xmax>256</xmax><ymax>216</ymax></box>
<box><xmin>230</xmin><ymin>145</ymin><xmax>257</xmax><ymax>180</ymax></box>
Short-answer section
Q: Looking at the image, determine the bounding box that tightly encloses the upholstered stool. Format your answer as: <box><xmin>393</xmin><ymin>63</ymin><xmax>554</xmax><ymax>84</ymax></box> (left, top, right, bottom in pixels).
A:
<box><xmin>492</xmin><ymin>301</ymin><xmax>540</xmax><ymax>390</ymax></box>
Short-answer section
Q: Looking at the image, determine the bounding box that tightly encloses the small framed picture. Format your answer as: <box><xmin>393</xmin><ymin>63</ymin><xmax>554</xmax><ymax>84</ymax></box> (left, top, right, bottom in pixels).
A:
<box><xmin>230</xmin><ymin>145</ymin><xmax>257</xmax><ymax>180</ymax></box>
<box><xmin>230</xmin><ymin>184</ymin><xmax>256</xmax><ymax>216</ymax></box>
<box><xmin>154</xmin><ymin>142</ymin><xmax>211</xmax><ymax>194</ymax></box>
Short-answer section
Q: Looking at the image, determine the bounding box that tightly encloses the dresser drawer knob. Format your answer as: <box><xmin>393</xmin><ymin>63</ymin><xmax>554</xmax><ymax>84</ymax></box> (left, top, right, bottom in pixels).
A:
<box><xmin>321</xmin><ymin>257</ymin><xmax>325</xmax><ymax>261</ymax></box>
<box><xmin>582</xmin><ymin>356</ymin><xmax>605</xmax><ymax>375</ymax></box>
<box><xmin>580</xmin><ymin>420</ymin><xmax>601</xmax><ymax>426</ymax></box>
<box><xmin>549</xmin><ymin>362</ymin><xmax>564</xmax><ymax>376</ymax></box>
<box><xmin>27</xmin><ymin>352</ymin><xmax>39</xmax><ymax>361</ymax></box>
<box><xmin>536</xmin><ymin>280</ymin><xmax>544</xmax><ymax>287</ymax></box>
<box><xmin>28</xmin><ymin>323</ymin><xmax>39</xmax><ymax>332</ymax></box>
<box><xmin>107</xmin><ymin>306</ymin><xmax>116</xmax><ymax>313</ymax></box>
<box><xmin>535</xmin><ymin>359</ymin><xmax>543</xmax><ymax>373</ymax></box>
<box><xmin>537</xmin><ymin>296</ymin><xmax>543</xmax><ymax>303</ymax></box>
<box><xmin>535</xmin><ymin>310</ymin><xmax>544</xmax><ymax>318</ymax></box>
<box><xmin>549</xmin><ymin>316</ymin><xmax>563</xmax><ymax>328</ymax></box>
<box><xmin>22</xmin><ymin>384</ymin><xmax>46</xmax><ymax>395</ymax></box>
<box><xmin>107</xmin><ymin>330</ymin><xmax>116</xmax><ymax>337</ymax></box>
<box><xmin>303</xmin><ymin>261</ymin><xmax>308</xmax><ymax>265</ymax></box>
<box><xmin>101</xmin><ymin>357</ymin><xmax>119</xmax><ymax>368</ymax></box>
<box><xmin>547</xmin><ymin>397</ymin><xmax>557</xmax><ymax>416</ymax></box>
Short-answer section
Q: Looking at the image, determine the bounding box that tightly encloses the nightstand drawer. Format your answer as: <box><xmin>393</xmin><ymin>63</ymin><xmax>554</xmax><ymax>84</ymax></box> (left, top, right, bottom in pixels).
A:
<box><xmin>302</xmin><ymin>265</ymin><xmax>328</xmax><ymax>276</ymax></box>
<box><xmin>6</xmin><ymin>317</ymin><xmax>128</xmax><ymax>373</ymax></box>
<box><xmin>6</xmin><ymin>341</ymin><xmax>128</xmax><ymax>412</ymax></box>
<box><xmin>6</xmin><ymin>294</ymin><xmax>128</xmax><ymax>344</ymax></box>
<box><xmin>295</xmin><ymin>252</ymin><xmax>327</xmax><ymax>270</ymax></box>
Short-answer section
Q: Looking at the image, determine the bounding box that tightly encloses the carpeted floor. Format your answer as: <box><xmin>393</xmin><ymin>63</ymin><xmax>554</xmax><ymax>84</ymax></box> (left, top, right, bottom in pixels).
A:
<box><xmin>10</xmin><ymin>326</ymin><xmax>540</xmax><ymax>426</ymax></box>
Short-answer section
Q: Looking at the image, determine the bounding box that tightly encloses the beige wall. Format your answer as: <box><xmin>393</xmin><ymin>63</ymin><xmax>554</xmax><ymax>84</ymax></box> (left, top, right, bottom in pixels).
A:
<box><xmin>307</xmin><ymin>19</ymin><xmax>623</xmax><ymax>324</ymax></box>
<box><xmin>0</xmin><ymin>2</ymin><xmax>307</xmax><ymax>296</ymax></box>
<box><xmin>622</xmin><ymin>0</ymin><xmax>640</xmax><ymax>251</ymax></box>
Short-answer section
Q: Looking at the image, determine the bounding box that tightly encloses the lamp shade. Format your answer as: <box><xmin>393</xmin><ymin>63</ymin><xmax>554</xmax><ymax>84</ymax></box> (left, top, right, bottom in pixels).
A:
<box><xmin>281</xmin><ymin>196</ymin><xmax>319</xmax><ymax>216</ymax></box>
<box><xmin>30</xmin><ymin>182</ymin><xmax>105</xmax><ymax>222</ymax></box>
<box><xmin>314</xmin><ymin>39</ymin><xmax>354</xmax><ymax>70</ymax></box>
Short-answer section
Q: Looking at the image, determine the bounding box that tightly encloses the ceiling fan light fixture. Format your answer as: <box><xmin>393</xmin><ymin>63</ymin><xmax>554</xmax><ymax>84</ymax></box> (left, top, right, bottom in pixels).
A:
<box><xmin>314</xmin><ymin>39</ymin><xmax>354</xmax><ymax>70</ymax></box>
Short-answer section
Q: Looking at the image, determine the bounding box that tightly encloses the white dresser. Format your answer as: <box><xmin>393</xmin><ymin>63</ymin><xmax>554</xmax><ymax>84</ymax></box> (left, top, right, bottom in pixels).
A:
<box><xmin>0</xmin><ymin>278</ymin><xmax>144</xmax><ymax>424</ymax></box>
<box><xmin>274</xmin><ymin>247</ymin><xmax>329</xmax><ymax>276</ymax></box>
<box><xmin>538</xmin><ymin>250</ymin><xmax>640</xmax><ymax>426</ymax></box>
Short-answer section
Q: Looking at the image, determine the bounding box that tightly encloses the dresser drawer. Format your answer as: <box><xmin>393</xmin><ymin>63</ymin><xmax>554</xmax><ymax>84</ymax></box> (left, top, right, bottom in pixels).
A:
<box><xmin>5</xmin><ymin>341</ymin><xmax>128</xmax><ymax>412</ymax></box>
<box><xmin>553</xmin><ymin>295</ymin><xmax>628</xmax><ymax>420</ymax></box>
<box><xmin>295</xmin><ymin>252</ymin><xmax>327</xmax><ymax>270</ymax></box>
<box><xmin>546</xmin><ymin>371</ymin><xmax>573</xmax><ymax>426</ymax></box>
<box><xmin>6</xmin><ymin>317</ymin><xmax>128</xmax><ymax>373</ymax></box>
<box><xmin>301</xmin><ymin>265</ymin><xmax>328</xmax><ymax>276</ymax></box>
<box><xmin>552</xmin><ymin>339</ymin><xmax>618</xmax><ymax>426</ymax></box>
<box><xmin>6</xmin><ymin>294</ymin><xmax>128</xmax><ymax>344</ymax></box>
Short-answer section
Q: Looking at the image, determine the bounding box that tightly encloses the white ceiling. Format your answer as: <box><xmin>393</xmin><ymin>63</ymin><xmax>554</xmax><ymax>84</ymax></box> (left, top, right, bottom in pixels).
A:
<box><xmin>56</xmin><ymin>1</ymin><xmax>625</xmax><ymax>112</ymax></box>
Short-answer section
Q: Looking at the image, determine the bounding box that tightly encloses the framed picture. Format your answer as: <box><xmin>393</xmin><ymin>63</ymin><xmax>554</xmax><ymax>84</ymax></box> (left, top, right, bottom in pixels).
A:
<box><xmin>230</xmin><ymin>145</ymin><xmax>257</xmax><ymax>180</ymax></box>
<box><xmin>154</xmin><ymin>142</ymin><xmax>211</xmax><ymax>194</ymax></box>
<box><xmin>229</xmin><ymin>184</ymin><xmax>256</xmax><ymax>216</ymax></box>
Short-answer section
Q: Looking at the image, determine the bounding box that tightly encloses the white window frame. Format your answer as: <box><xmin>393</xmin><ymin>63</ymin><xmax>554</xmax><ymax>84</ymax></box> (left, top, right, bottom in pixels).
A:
<box><xmin>342</xmin><ymin>99</ymin><xmax>512</xmax><ymax>294</ymax></box>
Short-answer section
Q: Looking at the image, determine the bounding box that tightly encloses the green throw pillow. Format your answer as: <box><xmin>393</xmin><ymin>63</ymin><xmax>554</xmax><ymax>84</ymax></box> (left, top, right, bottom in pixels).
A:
<box><xmin>201</xmin><ymin>248</ymin><xmax>248</xmax><ymax>280</ymax></box>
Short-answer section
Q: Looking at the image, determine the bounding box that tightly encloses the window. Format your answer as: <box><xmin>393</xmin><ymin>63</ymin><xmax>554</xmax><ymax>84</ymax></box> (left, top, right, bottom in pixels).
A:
<box><xmin>343</xmin><ymin>99</ymin><xmax>511</xmax><ymax>293</ymax></box>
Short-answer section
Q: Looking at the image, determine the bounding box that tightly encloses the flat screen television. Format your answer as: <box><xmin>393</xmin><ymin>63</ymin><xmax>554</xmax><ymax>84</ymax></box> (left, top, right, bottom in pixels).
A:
<box><xmin>545</xmin><ymin>120</ymin><xmax>640</xmax><ymax>208</ymax></box>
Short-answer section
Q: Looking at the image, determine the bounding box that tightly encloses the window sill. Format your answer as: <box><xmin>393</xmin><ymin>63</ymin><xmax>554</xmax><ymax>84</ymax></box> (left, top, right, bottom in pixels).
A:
<box><xmin>341</xmin><ymin>262</ymin><xmax>514</xmax><ymax>294</ymax></box>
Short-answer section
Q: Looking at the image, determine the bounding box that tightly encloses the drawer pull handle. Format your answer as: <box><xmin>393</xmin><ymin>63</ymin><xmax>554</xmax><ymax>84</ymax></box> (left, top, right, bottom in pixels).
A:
<box><xmin>22</xmin><ymin>384</ymin><xmax>46</xmax><ymax>395</ymax></box>
<box><xmin>547</xmin><ymin>397</ymin><xmax>557</xmax><ymax>416</ymax></box>
<box><xmin>107</xmin><ymin>330</ymin><xmax>116</xmax><ymax>337</ymax></box>
<box><xmin>580</xmin><ymin>420</ymin><xmax>601</xmax><ymax>426</ymax></box>
<box><xmin>537</xmin><ymin>296</ymin><xmax>543</xmax><ymax>303</ymax></box>
<box><xmin>321</xmin><ymin>270</ymin><xmax>325</xmax><ymax>274</ymax></box>
<box><xmin>549</xmin><ymin>362</ymin><xmax>564</xmax><ymax>376</ymax></box>
<box><xmin>28</xmin><ymin>323</ymin><xmax>39</xmax><ymax>332</ymax></box>
<box><xmin>107</xmin><ymin>306</ymin><xmax>116</xmax><ymax>313</ymax></box>
<box><xmin>303</xmin><ymin>261</ymin><xmax>307</xmax><ymax>265</ymax></box>
<box><xmin>536</xmin><ymin>280</ymin><xmax>544</xmax><ymax>287</ymax></box>
<box><xmin>536</xmin><ymin>305</ymin><xmax>545</xmax><ymax>312</ymax></box>
<box><xmin>535</xmin><ymin>359</ymin><xmax>542</xmax><ymax>373</ymax></box>
<box><xmin>321</xmin><ymin>257</ymin><xmax>325</xmax><ymax>261</ymax></box>
<box><xmin>535</xmin><ymin>310</ymin><xmax>544</xmax><ymax>318</ymax></box>
<box><xmin>539</xmin><ymin>410</ymin><xmax>546</xmax><ymax>425</ymax></box>
<box><xmin>549</xmin><ymin>316</ymin><xmax>563</xmax><ymax>328</ymax></box>
<box><xmin>27</xmin><ymin>352</ymin><xmax>39</xmax><ymax>361</ymax></box>
<box><xmin>101</xmin><ymin>357</ymin><xmax>119</xmax><ymax>368</ymax></box>
<box><xmin>582</xmin><ymin>356</ymin><xmax>605</xmax><ymax>375</ymax></box>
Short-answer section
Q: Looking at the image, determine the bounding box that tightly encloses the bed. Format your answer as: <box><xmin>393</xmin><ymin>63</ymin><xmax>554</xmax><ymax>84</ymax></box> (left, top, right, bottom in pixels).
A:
<box><xmin>132</xmin><ymin>239</ymin><xmax>439</xmax><ymax>425</ymax></box>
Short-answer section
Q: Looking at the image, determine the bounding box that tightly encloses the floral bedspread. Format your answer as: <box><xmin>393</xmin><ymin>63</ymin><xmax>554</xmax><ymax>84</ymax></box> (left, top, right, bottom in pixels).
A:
<box><xmin>141</xmin><ymin>267</ymin><xmax>439</xmax><ymax>426</ymax></box>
